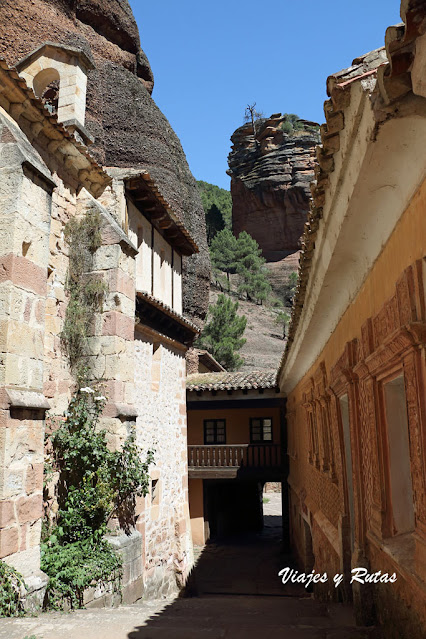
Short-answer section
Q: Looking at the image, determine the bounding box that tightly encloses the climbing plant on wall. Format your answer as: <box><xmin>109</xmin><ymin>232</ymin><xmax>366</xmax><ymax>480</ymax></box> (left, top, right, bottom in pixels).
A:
<box><xmin>42</xmin><ymin>211</ymin><xmax>154</xmax><ymax>609</ymax></box>
<box><xmin>60</xmin><ymin>210</ymin><xmax>107</xmax><ymax>382</ymax></box>
<box><xmin>42</xmin><ymin>388</ymin><xmax>154</xmax><ymax>609</ymax></box>
<box><xmin>0</xmin><ymin>561</ymin><xmax>25</xmax><ymax>617</ymax></box>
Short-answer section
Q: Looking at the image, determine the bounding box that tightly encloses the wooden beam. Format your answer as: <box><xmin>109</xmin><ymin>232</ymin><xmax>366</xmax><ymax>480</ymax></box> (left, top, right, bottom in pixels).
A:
<box><xmin>159</xmin><ymin>219</ymin><xmax>173</xmax><ymax>229</ymax></box>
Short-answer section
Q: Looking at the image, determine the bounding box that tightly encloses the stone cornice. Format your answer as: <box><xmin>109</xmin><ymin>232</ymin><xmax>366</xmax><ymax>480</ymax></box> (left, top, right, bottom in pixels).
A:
<box><xmin>0</xmin><ymin>58</ymin><xmax>109</xmax><ymax>197</ymax></box>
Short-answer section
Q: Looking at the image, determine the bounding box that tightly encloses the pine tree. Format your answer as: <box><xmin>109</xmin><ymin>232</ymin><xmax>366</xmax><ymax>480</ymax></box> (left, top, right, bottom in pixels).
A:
<box><xmin>283</xmin><ymin>270</ymin><xmax>298</xmax><ymax>304</ymax></box>
<box><xmin>210</xmin><ymin>229</ymin><xmax>238</xmax><ymax>290</ymax></box>
<box><xmin>275</xmin><ymin>310</ymin><xmax>291</xmax><ymax>339</ymax></box>
<box><xmin>205</xmin><ymin>203</ymin><xmax>225</xmax><ymax>245</ymax></box>
<box><xmin>235</xmin><ymin>232</ymin><xmax>272</xmax><ymax>303</ymax></box>
<box><xmin>197</xmin><ymin>180</ymin><xmax>232</xmax><ymax>228</ymax></box>
<box><xmin>197</xmin><ymin>294</ymin><xmax>247</xmax><ymax>370</ymax></box>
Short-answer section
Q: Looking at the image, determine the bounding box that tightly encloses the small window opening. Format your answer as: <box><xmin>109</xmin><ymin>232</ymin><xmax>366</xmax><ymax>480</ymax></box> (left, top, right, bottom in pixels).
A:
<box><xmin>41</xmin><ymin>80</ymin><xmax>60</xmax><ymax>114</ymax></box>
<box><xmin>204</xmin><ymin>419</ymin><xmax>226</xmax><ymax>444</ymax></box>
<box><xmin>151</xmin><ymin>479</ymin><xmax>160</xmax><ymax>505</ymax></box>
<box><xmin>33</xmin><ymin>68</ymin><xmax>61</xmax><ymax>116</ymax></box>
<box><xmin>250</xmin><ymin>417</ymin><xmax>273</xmax><ymax>443</ymax></box>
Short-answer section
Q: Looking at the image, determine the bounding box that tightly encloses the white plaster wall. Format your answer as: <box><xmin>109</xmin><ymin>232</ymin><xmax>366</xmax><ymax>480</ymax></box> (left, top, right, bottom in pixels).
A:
<box><xmin>128</xmin><ymin>203</ymin><xmax>183</xmax><ymax>313</ymax></box>
<box><xmin>134</xmin><ymin>333</ymin><xmax>193</xmax><ymax>597</ymax></box>
<box><xmin>128</xmin><ymin>201</ymin><xmax>152</xmax><ymax>294</ymax></box>
<box><xmin>172</xmin><ymin>250</ymin><xmax>183</xmax><ymax>315</ymax></box>
<box><xmin>153</xmin><ymin>230</ymin><xmax>172</xmax><ymax>307</ymax></box>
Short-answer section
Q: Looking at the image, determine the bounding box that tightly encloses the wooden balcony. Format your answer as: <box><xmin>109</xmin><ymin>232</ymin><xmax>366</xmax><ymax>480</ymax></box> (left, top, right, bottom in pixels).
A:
<box><xmin>188</xmin><ymin>444</ymin><xmax>284</xmax><ymax>479</ymax></box>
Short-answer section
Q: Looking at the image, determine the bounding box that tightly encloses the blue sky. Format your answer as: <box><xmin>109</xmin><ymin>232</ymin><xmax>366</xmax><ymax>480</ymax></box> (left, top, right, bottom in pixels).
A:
<box><xmin>129</xmin><ymin>1</ymin><xmax>402</xmax><ymax>190</ymax></box>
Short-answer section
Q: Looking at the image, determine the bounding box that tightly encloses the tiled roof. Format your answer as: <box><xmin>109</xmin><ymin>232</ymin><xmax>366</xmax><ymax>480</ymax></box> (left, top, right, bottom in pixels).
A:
<box><xmin>186</xmin><ymin>370</ymin><xmax>278</xmax><ymax>392</ymax></box>
<box><xmin>278</xmin><ymin>49</ymin><xmax>388</xmax><ymax>378</ymax></box>
<box><xmin>279</xmin><ymin>2</ymin><xmax>426</xmax><ymax>384</ymax></box>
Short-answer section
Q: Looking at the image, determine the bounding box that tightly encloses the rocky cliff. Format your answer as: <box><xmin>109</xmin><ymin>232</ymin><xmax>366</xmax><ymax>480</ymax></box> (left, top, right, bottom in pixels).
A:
<box><xmin>0</xmin><ymin>0</ymin><xmax>210</xmax><ymax>324</ymax></box>
<box><xmin>227</xmin><ymin>114</ymin><xmax>318</xmax><ymax>261</ymax></box>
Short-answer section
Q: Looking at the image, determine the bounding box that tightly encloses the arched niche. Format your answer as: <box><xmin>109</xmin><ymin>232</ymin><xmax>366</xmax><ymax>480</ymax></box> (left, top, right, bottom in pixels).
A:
<box><xmin>33</xmin><ymin>68</ymin><xmax>60</xmax><ymax>114</ymax></box>
<box><xmin>16</xmin><ymin>42</ymin><xmax>94</xmax><ymax>130</ymax></box>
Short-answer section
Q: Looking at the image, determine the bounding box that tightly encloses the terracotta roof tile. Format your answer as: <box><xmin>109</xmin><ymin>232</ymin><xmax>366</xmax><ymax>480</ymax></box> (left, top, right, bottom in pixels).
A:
<box><xmin>187</xmin><ymin>370</ymin><xmax>278</xmax><ymax>392</ymax></box>
<box><xmin>278</xmin><ymin>2</ymin><xmax>426</xmax><ymax>383</ymax></box>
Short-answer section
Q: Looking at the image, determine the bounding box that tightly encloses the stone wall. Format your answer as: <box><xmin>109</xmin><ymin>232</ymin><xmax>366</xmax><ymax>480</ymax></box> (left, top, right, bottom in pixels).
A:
<box><xmin>134</xmin><ymin>331</ymin><xmax>193</xmax><ymax>598</ymax></box>
<box><xmin>0</xmin><ymin>113</ymin><xmax>54</xmax><ymax>602</ymax></box>
<box><xmin>0</xmin><ymin>0</ymin><xmax>203</xmax><ymax>608</ymax></box>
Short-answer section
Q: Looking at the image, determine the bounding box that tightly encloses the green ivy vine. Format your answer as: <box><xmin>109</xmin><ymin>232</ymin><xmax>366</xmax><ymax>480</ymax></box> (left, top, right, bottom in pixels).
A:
<box><xmin>60</xmin><ymin>211</ymin><xmax>107</xmax><ymax>380</ymax></box>
<box><xmin>42</xmin><ymin>211</ymin><xmax>154</xmax><ymax>609</ymax></box>
<box><xmin>0</xmin><ymin>561</ymin><xmax>25</xmax><ymax>617</ymax></box>
<box><xmin>42</xmin><ymin>389</ymin><xmax>154</xmax><ymax>609</ymax></box>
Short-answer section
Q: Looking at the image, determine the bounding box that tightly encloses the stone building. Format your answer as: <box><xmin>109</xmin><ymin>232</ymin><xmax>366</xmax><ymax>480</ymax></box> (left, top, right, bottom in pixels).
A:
<box><xmin>279</xmin><ymin>2</ymin><xmax>426</xmax><ymax>637</ymax></box>
<box><xmin>0</xmin><ymin>0</ymin><xmax>209</xmax><ymax>606</ymax></box>
<box><xmin>186</xmin><ymin>371</ymin><xmax>286</xmax><ymax>546</ymax></box>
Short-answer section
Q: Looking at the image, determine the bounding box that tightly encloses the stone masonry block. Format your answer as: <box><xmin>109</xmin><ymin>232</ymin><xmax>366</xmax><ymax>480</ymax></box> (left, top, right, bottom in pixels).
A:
<box><xmin>0</xmin><ymin>526</ymin><xmax>19</xmax><ymax>558</ymax></box>
<box><xmin>7</xmin><ymin>321</ymin><xmax>44</xmax><ymax>358</ymax></box>
<box><xmin>102</xmin><ymin>311</ymin><xmax>134</xmax><ymax>341</ymax></box>
<box><xmin>92</xmin><ymin>245</ymin><xmax>121</xmax><ymax>271</ymax></box>
<box><xmin>19</xmin><ymin>523</ymin><xmax>28</xmax><ymax>552</ymax></box>
<box><xmin>105</xmin><ymin>354</ymin><xmax>134</xmax><ymax>383</ymax></box>
<box><xmin>105</xmin><ymin>292</ymin><xmax>134</xmax><ymax>318</ymax></box>
<box><xmin>103</xmin><ymin>379</ymin><xmax>125</xmax><ymax>404</ymax></box>
<box><xmin>0</xmin><ymin>500</ymin><xmax>16</xmax><ymax>528</ymax></box>
<box><xmin>99</xmin><ymin>336</ymin><xmax>127</xmax><ymax>356</ymax></box>
<box><xmin>25</xmin><ymin>463</ymin><xmax>44</xmax><ymax>495</ymax></box>
<box><xmin>0</xmin><ymin>254</ymin><xmax>47</xmax><ymax>296</ymax></box>
<box><xmin>17</xmin><ymin>494</ymin><xmax>42</xmax><ymax>525</ymax></box>
<box><xmin>108</xmin><ymin>268</ymin><xmax>135</xmax><ymax>300</ymax></box>
<box><xmin>28</xmin><ymin>519</ymin><xmax>42</xmax><ymax>549</ymax></box>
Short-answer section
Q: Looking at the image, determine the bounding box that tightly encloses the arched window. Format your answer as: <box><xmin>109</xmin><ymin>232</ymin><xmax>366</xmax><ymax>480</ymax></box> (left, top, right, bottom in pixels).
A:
<box><xmin>16</xmin><ymin>43</ymin><xmax>94</xmax><ymax>131</ymax></box>
<box><xmin>33</xmin><ymin>68</ymin><xmax>60</xmax><ymax>115</ymax></box>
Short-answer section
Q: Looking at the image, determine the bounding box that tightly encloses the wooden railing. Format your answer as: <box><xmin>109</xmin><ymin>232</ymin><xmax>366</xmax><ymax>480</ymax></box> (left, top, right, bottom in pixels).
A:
<box><xmin>188</xmin><ymin>444</ymin><xmax>282</xmax><ymax>470</ymax></box>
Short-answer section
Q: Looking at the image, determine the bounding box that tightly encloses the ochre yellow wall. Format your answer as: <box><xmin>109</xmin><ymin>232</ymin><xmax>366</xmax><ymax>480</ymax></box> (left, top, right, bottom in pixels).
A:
<box><xmin>188</xmin><ymin>478</ymin><xmax>204</xmax><ymax>546</ymax></box>
<box><xmin>187</xmin><ymin>406</ymin><xmax>282</xmax><ymax>445</ymax></box>
<box><xmin>285</xmin><ymin>174</ymin><xmax>426</xmax><ymax>628</ymax></box>
<box><xmin>289</xmin><ymin>175</ymin><xmax>426</xmax><ymax>404</ymax></box>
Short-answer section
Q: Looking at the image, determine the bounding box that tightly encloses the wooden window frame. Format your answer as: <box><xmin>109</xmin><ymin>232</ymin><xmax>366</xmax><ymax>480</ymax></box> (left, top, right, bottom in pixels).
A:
<box><xmin>378</xmin><ymin>368</ymin><xmax>415</xmax><ymax>538</ymax></box>
<box><xmin>249</xmin><ymin>417</ymin><xmax>273</xmax><ymax>444</ymax></box>
<box><xmin>203</xmin><ymin>419</ymin><xmax>226</xmax><ymax>445</ymax></box>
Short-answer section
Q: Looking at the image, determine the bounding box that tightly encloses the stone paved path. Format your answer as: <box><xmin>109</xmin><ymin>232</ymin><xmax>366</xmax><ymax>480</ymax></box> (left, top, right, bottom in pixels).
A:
<box><xmin>0</xmin><ymin>494</ymin><xmax>381</xmax><ymax>639</ymax></box>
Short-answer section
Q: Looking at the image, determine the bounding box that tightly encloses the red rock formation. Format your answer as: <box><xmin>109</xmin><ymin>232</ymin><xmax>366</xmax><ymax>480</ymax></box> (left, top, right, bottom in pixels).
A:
<box><xmin>228</xmin><ymin>115</ymin><xmax>318</xmax><ymax>262</ymax></box>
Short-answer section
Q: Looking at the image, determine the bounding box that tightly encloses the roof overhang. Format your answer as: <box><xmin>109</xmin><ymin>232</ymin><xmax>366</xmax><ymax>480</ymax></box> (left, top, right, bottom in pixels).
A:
<box><xmin>279</xmin><ymin>75</ymin><xmax>426</xmax><ymax>394</ymax></box>
<box><xmin>0</xmin><ymin>58</ymin><xmax>109</xmax><ymax>197</ymax></box>
<box><xmin>135</xmin><ymin>291</ymin><xmax>199</xmax><ymax>346</ymax></box>
<box><xmin>15</xmin><ymin>42</ymin><xmax>95</xmax><ymax>73</ymax></box>
<box><xmin>125</xmin><ymin>172</ymin><xmax>199</xmax><ymax>256</ymax></box>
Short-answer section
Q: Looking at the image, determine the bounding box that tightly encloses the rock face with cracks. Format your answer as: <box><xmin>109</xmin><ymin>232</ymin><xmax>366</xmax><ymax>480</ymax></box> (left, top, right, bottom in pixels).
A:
<box><xmin>0</xmin><ymin>0</ymin><xmax>210</xmax><ymax>325</ymax></box>
<box><xmin>228</xmin><ymin>114</ymin><xmax>318</xmax><ymax>262</ymax></box>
